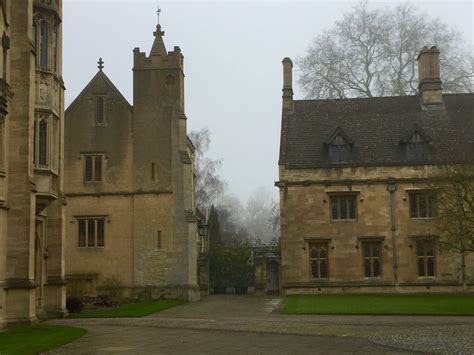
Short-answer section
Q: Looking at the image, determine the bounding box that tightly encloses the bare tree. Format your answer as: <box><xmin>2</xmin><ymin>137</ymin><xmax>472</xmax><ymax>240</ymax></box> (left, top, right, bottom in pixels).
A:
<box><xmin>432</xmin><ymin>164</ymin><xmax>474</xmax><ymax>288</ymax></box>
<box><xmin>244</xmin><ymin>187</ymin><xmax>279</xmax><ymax>244</ymax></box>
<box><xmin>189</xmin><ymin>128</ymin><xmax>226</xmax><ymax>211</ymax></box>
<box><xmin>298</xmin><ymin>1</ymin><xmax>473</xmax><ymax>99</ymax></box>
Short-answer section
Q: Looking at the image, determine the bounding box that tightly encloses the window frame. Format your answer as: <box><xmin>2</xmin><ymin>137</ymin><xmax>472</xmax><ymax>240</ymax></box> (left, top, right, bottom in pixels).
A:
<box><xmin>308</xmin><ymin>241</ymin><xmax>329</xmax><ymax>280</ymax></box>
<box><xmin>361</xmin><ymin>240</ymin><xmax>382</xmax><ymax>279</ymax></box>
<box><xmin>77</xmin><ymin>217</ymin><xmax>106</xmax><ymax>249</ymax></box>
<box><xmin>82</xmin><ymin>153</ymin><xmax>104</xmax><ymax>183</ymax></box>
<box><xmin>0</xmin><ymin>116</ymin><xmax>4</xmax><ymax>170</ymax></box>
<box><xmin>409</xmin><ymin>191</ymin><xmax>438</xmax><ymax>219</ymax></box>
<box><xmin>95</xmin><ymin>96</ymin><xmax>105</xmax><ymax>125</ymax></box>
<box><xmin>328</xmin><ymin>134</ymin><xmax>350</xmax><ymax>163</ymax></box>
<box><xmin>415</xmin><ymin>237</ymin><xmax>436</xmax><ymax>278</ymax></box>
<box><xmin>329</xmin><ymin>193</ymin><xmax>358</xmax><ymax>221</ymax></box>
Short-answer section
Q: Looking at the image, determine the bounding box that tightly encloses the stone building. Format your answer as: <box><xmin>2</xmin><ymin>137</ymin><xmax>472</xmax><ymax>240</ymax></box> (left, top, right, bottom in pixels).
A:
<box><xmin>277</xmin><ymin>47</ymin><xmax>474</xmax><ymax>294</ymax></box>
<box><xmin>64</xmin><ymin>22</ymin><xmax>202</xmax><ymax>301</ymax></box>
<box><xmin>0</xmin><ymin>0</ymin><xmax>67</xmax><ymax>327</ymax></box>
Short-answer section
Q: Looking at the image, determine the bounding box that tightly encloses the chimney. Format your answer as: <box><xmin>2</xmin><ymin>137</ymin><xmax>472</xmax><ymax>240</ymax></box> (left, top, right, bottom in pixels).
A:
<box><xmin>417</xmin><ymin>46</ymin><xmax>443</xmax><ymax>108</ymax></box>
<box><xmin>282</xmin><ymin>57</ymin><xmax>293</xmax><ymax>111</ymax></box>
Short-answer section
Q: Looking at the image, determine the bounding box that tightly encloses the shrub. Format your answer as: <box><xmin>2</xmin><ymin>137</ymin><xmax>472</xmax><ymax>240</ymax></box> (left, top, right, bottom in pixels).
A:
<box><xmin>99</xmin><ymin>276</ymin><xmax>124</xmax><ymax>304</ymax></box>
<box><xmin>66</xmin><ymin>297</ymin><xmax>83</xmax><ymax>313</ymax></box>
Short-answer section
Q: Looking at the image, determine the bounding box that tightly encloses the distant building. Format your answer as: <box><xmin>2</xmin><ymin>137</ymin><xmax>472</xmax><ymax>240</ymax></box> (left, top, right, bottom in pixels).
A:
<box><xmin>277</xmin><ymin>47</ymin><xmax>474</xmax><ymax>293</ymax></box>
<box><xmin>0</xmin><ymin>0</ymin><xmax>67</xmax><ymax>327</ymax></box>
<box><xmin>64</xmin><ymin>22</ymin><xmax>204</xmax><ymax>300</ymax></box>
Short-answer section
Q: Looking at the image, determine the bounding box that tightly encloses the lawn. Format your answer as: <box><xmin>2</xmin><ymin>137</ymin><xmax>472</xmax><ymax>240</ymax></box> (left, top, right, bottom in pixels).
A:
<box><xmin>74</xmin><ymin>299</ymin><xmax>182</xmax><ymax>318</ymax></box>
<box><xmin>0</xmin><ymin>324</ymin><xmax>85</xmax><ymax>355</ymax></box>
<box><xmin>282</xmin><ymin>294</ymin><xmax>474</xmax><ymax>315</ymax></box>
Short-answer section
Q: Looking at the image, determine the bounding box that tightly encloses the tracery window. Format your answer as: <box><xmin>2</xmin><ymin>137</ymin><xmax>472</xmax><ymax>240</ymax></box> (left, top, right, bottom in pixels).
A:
<box><xmin>34</xmin><ymin>115</ymin><xmax>49</xmax><ymax>168</ymax></box>
<box><xmin>309</xmin><ymin>242</ymin><xmax>329</xmax><ymax>279</ymax></box>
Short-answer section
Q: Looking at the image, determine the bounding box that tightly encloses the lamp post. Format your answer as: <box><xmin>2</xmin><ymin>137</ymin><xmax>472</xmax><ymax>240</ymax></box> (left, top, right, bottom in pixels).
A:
<box><xmin>387</xmin><ymin>179</ymin><xmax>398</xmax><ymax>283</ymax></box>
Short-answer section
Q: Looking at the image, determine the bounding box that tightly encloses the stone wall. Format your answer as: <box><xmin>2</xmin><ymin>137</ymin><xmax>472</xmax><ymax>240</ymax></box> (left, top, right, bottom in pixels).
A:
<box><xmin>279</xmin><ymin>164</ymin><xmax>474</xmax><ymax>293</ymax></box>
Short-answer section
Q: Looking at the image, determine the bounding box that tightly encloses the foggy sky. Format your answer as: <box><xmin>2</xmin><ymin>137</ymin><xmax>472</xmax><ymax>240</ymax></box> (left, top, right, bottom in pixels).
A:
<box><xmin>63</xmin><ymin>0</ymin><xmax>473</xmax><ymax>202</ymax></box>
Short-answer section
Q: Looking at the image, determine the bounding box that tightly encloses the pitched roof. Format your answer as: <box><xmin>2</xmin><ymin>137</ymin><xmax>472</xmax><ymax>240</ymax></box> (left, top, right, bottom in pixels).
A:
<box><xmin>66</xmin><ymin>70</ymin><xmax>132</xmax><ymax>113</ymax></box>
<box><xmin>279</xmin><ymin>94</ymin><xmax>474</xmax><ymax>169</ymax></box>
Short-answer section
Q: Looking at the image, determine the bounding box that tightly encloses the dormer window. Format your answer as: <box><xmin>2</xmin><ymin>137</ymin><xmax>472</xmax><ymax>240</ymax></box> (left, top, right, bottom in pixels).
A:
<box><xmin>329</xmin><ymin>134</ymin><xmax>349</xmax><ymax>163</ymax></box>
<box><xmin>401</xmin><ymin>125</ymin><xmax>430</xmax><ymax>162</ymax></box>
<box><xmin>326</xmin><ymin>127</ymin><xmax>353</xmax><ymax>163</ymax></box>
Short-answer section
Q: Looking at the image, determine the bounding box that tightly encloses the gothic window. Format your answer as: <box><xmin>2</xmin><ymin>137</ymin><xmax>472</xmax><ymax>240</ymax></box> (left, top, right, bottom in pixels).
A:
<box><xmin>0</xmin><ymin>117</ymin><xmax>4</xmax><ymax>169</ymax></box>
<box><xmin>39</xmin><ymin>21</ymin><xmax>48</xmax><ymax>69</ymax></box>
<box><xmin>78</xmin><ymin>218</ymin><xmax>105</xmax><ymax>248</ymax></box>
<box><xmin>52</xmin><ymin>22</ymin><xmax>58</xmax><ymax>72</ymax></box>
<box><xmin>328</xmin><ymin>134</ymin><xmax>350</xmax><ymax>163</ymax></box>
<box><xmin>309</xmin><ymin>242</ymin><xmax>329</xmax><ymax>279</ymax></box>
<box><xmin>416</xmin><ymin>239</ymin><xmax>436</xmax><ymax>277</ymax></box>
<box><xmin>409</xmin><ymin>191</ymin><xmax>437</xmax><ymax>218</ymax></box>
<box><xmin>32</xmin><ymin>20</ymin><xmax>38</xmax><ymax>49</ymax></box>
<box><xmin>34</xmin><ymin>115</ymin><xmax>49</xmax><ymax>168</ymax></box>
<box><xmin>83</xmin><ymin>154</ymin><xmax>103</xmax><ymax>182</ymax></box>
<box><xmin>95</xmin><ymin>96</ymin><xmax>105</xmax><ymax>124</ymax></box>
<box><xmin>362</xmin><ymin>241</ymin><xmax>382</xmax><ymax>278</ymax></box>
<box><xmin>51</xmin><ymin>117</ymin><xmax>59</xmax><ymax>172</ymax></box>
<box><xmin>330</xmin><ymin>194</ymin><xmax>357</xmax><ymax>220</ymax></box>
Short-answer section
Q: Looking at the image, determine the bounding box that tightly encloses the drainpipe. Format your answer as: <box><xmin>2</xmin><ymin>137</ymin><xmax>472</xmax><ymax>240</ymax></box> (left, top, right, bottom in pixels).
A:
<box><xmin>387</xmin><ymin>180</ymin><xmax>398</xmax><ymax>284</ymax></box>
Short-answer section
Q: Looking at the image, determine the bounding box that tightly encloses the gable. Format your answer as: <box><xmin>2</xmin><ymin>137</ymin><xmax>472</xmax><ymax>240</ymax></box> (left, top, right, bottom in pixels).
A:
<box><xmin>66</xmin><ymin>70</ymin><xmax>132</xmax><ymax>116</ymax></box>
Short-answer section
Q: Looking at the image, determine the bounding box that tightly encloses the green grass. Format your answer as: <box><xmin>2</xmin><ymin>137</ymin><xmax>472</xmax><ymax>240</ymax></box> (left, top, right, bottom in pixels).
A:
<box><xmin>282</xmin><ymin>294</ymin><xmax>474</xmax><ymax>315</ymax></box>
<box><xmin>0</xmin><ymin>324</ymin><xmax>85</xmax><ymax>355</ymax></box>
<box><xmin>74</xmin><ymin>299</ymin><xmax>183</xmax><ymax>318</ymax></box>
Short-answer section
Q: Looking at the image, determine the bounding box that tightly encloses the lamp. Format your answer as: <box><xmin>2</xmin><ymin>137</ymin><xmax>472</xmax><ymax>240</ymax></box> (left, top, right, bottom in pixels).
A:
<box><xmin>387</xmin><ymin>180</ymin><xmax>397</xmax><ymax>192</ymax></box>
<box><xmin>198</xmin><ymin>223</ymin><xmax>209</xmax><ymax>237</ymax></box>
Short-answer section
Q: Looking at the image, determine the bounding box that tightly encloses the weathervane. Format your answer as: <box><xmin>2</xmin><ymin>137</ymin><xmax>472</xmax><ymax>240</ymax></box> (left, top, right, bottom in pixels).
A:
<box><xmin>97</xmin><ymin>57</ymin><xmax>104</xmax><ymax>71</ymax></box>
<box><xmin>157</xmin><ymin>5</ymin><xmax>161</xmax><ymax>24</ymax></box>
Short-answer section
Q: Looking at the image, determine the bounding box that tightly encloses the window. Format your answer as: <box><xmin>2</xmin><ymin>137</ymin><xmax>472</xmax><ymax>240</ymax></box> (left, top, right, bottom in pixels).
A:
<box><xmin>406</xmin><ymin>132</ymin><xmax>429</xmax><ymax>161</ymax></box>
<box><xmin>0</xmin><ymin>117</ymin><xmax>4</xmax><ymax>169</ymax></box>
<box><xmin>78</xmin><ymin>218</ymin><xmax>105</xmax><ymax>248</ymax></box>
<box><xmin>52</xmin><ymin>24</ymin><xmax>58</xmax><ymax>72</ymax></box>
<box><xmin>309</xmin><ymin>242</ymin><xmax>329</xmax><ymax>279</ymax></box>
<box><xmin>362</xmin><ymin>241</ymin><xmax>381</xmax><ymax>278</ymax></box>
<box><xmin>39</xmin><ymin>21</ymin><xmax>48</xmax><ymax>69</ymax></box>
<box><xmin>409</xmin><ymin>191</ymin><xmax>437</xmax><ymax>218</ymax></box>
<box><xmin>84</xmin><ymin>154</ymin><xmax>103</xmax><ymax>182</ymax></box>
<box><xmin>416</xmin><ymin>239</ymin><xmax>436</xmax><ymax>277</ymax></box>
<box><xmin>157</xmin><ymin>231</ymin><xmax>162</xmax><ymax>249</ymax></box>
<box><xmin>330</xmin><ymin>194</ymin><xmax>357</xmax><ymax>220</ymax></box>
<box><xmin>34</xmin><ymin>115</ymin><xmax>49</xmax><ymax>168</ymax></box>
<box><xmin>95</xmin><ymin>96</ymin><xmax>105</xmax><ymax>124</ymax></box>
<box><xmin>32</xmin><ymin>20</ymin><xmax>38</xmax><ymax>49</ymax></box>
<box><xmin>329</xmin><ymin>134</ymin><xmax>350</xmax><ymax>163</ymax></box>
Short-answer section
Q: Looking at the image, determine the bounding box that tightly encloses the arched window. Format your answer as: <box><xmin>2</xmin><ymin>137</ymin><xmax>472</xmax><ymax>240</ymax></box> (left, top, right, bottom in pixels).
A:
<box><xmin>32</xmin><ymin>20</ymin><xmax>38</xmax><ymax>49</ymax></box>
<box><xmin>52</xmin><ymin>24</ymin><xmax>58</xmax><ymax>71</ymax></box>
<box><xmin>39</xmin><ymin>21</ymin><xmax>48</xmax><ymax>69</ymax></box>
<box><xmin>38</xmin><ymin>117</ymin><xmax>48</xmax><ymax>166</ymax></box>
<box><xmin>95</xmin><ymin>96</ymin><xmax>104</xmax><ymax>124</ymax></box>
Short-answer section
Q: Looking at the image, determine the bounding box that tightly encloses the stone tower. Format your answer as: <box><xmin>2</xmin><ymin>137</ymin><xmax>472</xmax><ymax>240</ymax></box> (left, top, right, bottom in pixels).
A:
<box><xmin>64</xmin><ymin>21</ymin><xmax>200</xmax><ymax>301</ymax></box>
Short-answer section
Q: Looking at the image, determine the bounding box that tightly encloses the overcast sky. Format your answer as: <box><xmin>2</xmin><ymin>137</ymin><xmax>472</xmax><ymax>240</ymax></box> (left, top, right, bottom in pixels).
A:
<box><xmin>63</xmin><ymin>0</ymin><xmax>473</xmax><ymax>203</ymax></box>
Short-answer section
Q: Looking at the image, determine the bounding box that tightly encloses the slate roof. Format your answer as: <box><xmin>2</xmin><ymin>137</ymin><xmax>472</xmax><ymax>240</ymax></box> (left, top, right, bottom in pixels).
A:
<box><xmin>279</xmin><ymin>94</ymin><xmax>474</xmax><ymax>169</ymax></box>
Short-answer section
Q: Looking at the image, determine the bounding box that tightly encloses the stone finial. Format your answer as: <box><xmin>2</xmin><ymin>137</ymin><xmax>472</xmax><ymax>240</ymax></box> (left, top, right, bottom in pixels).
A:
<box><xmin>97</xmin><ymin>57</ymin><xmax>104</xmax><ymax>71</ymax></box>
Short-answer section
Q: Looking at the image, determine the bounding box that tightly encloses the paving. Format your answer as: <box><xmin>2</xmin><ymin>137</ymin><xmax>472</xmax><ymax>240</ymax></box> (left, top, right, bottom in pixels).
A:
<box><xmin>47</xmin><ymin>295</ymin><xmax>474</xmax><ymax>354</ymax></box>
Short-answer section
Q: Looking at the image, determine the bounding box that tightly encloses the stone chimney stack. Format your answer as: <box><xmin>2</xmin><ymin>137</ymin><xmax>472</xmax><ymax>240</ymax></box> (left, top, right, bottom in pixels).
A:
<box><xmin>282</xmin><ymin>57</ymin><xmax>293</xmax><ymax>110</ymax></box>
<box><xmin>417</xmin><ymin>46</ymin><xmax>443</xmax><ymax>108</ymax></box>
